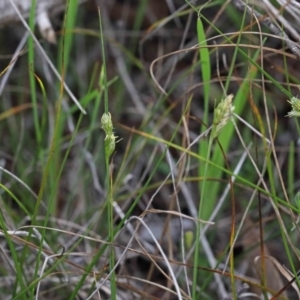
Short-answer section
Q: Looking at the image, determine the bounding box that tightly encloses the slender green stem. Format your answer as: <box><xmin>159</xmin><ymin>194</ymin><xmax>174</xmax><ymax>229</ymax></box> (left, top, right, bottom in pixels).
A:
<box><xmin>98</xmin><ymin>8</ymin><xmax>116</xmax><ymax>299</ymax></box>
<box><xmin>192</xmin><ymin>135</ymin><xmax>212</xmax><ymax>299</ymax></box>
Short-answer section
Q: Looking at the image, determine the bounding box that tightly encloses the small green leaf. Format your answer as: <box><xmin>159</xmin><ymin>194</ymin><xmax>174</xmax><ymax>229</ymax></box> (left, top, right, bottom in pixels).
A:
<box><xmin>294</xmin><ymin>192</ymin><xmax>300</xmax><ymax>211</ymax></box>
<box><xmin>184</xmin><ymin>231</ymin><xmax>194</xmax><ymax>249</ymax></box>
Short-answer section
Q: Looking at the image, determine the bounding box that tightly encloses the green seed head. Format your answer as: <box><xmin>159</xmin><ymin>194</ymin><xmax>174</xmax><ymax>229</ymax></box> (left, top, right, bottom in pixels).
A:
<box><xmin>211</xmin><ymin>94</ymin><xmax>235</xmax><ymax>139</ymax></box>
<box><xmin>287</xmin><ymin>97</ymin><xmax>300</xmax><ymax>117</ymax></box>
<box><xmin>101</xmin><ymin>112</ymin><xmax>117</xmax><ymax>158</ymax></box>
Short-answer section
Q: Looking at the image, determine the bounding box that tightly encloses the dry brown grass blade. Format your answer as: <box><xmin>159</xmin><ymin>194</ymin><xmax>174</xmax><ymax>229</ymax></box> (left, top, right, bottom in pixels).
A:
<box><xmin>254</xmin><ymin>255</ymin><xmax>289</xmax><ymax>299</ymax></box>
<box><xmin>0</xmin><ymin>103</ymin><xmax>32</xmax><ymax>121</ymax></box>
<box><xmin>235</xmin><ymin>218</ymin><xmax>287</xmax><ymax>299</ymax></box>
<box><xmin>261</xmin><ymin>256</ymin><xmax>300</xmax><ymax>300</ymax></box>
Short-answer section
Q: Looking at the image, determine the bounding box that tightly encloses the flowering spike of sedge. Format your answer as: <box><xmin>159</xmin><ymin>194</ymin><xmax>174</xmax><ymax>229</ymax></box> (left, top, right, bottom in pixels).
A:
<box><xmin>211</xmin><ymin>94</ymin><xmax>235</xmax><ymax>139</ymax></box>
<box><xmin>101</xmin><ymin>112</ymin><xmax>117</xmax><ymax>158</ymax></box>
<box><xmin>287</xmin><ymin>97</ymin><xmax>300</xmax><ymax>117</ymax></box>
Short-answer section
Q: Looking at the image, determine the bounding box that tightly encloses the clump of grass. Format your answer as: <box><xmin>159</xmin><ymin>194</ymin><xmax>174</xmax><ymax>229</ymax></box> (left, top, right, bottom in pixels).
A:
<box><xmin>1</xmin><ymin>0</ymin><xmax>300</xmax><ymax>299</ymax></box>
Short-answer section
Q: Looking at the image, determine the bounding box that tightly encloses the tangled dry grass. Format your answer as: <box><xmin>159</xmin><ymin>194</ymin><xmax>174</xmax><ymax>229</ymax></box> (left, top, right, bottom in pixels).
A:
<box><xmin>0</xmin><ymin>0</ymin><xmax>300</xmax><ymax>299</ymax></box>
